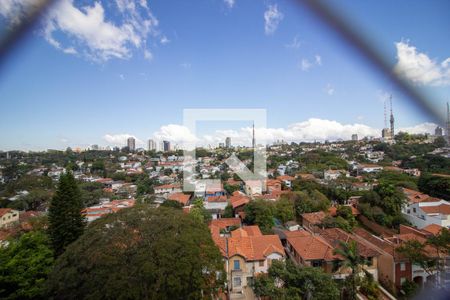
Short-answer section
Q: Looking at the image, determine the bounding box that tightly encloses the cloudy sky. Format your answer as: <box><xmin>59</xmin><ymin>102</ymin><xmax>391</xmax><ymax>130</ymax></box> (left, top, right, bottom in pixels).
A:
<box><xmin>0</xmin><ymin>0</ymin><xmax>449</xmax><ymax>150</ymax></box>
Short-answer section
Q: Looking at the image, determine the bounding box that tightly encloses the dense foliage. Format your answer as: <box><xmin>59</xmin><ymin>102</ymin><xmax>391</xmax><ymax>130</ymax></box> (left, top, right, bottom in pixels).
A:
<box><xmin>297</xmin><ymin>150</ymin><xmax>348</xmax><ymax>172</ymax></box>
<box><xmin>46</xmin><ymin>206</ymin><xmax>225</xmax><ymax>300</ymax></box>
<box><xmin>252</xmin><ymin>260</ymin><xmax>339</xmax><ymax>300</ymax></box>
<box><xmin>418</xmin><ymin>173</ymin><xmax>450</xmax><ymax>201</ymax></box>
<box><xmin>357</xmin><ymin>183</ymin><xmax>407</xmax><ymax>229</ymax></box>
<box><xmin>0</xmin><ymin>231</ymin><xmax>54</xmax><ymax>300</ymax></box>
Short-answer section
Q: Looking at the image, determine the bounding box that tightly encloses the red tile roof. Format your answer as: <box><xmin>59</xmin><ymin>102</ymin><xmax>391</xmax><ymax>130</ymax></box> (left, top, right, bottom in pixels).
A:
<box><xmin>420</xmin><ymin>204</ymin><xmax>450</xmax><ymax>215</ymax></box>
<box><xmin>167</xmin><ymin>193</ymin><xmax>191</xmax><ymax>206</ymax></box>
<box><xmin>422</xmin><ymin>224</ymin><xmax>446</xmax><ymax>235</ymax></box>
<box><xmin>319</xmin><ymin>228</ymin><xmax>380</xmax><ymax>258</ymax></box>
<box><xmin>277</xmin><ymin>175</ymin><xmax>295</xmax><ymax>181</ymax></box>
<box><xmin>301</xmin><ymin>211</ymin><xmax>327</xmax><ymax>225</ymax></box>
<box><xmin>207</xmin><ymin>195</ymin><xmax>228</xmax><ymax>203</ymax></box>
<box><xmin>210</xmin><ymin>225</ymin><xmax>285</xmax><ymax>261</ymax></box>
<box><xmin>287</xmin><ymin>232</ymin><xmax>338</xmax><ymax>261</ymax></box>
<box><xmin>0</xmin><ymin>208</ymin><xmax>13</xmax><ymax>217</ymax></box>
<box><xmin>230</xmin><ymin>194</ymin><xmax>250</xmax><ymax>209</ymax></box>
<box><xmin>209</xmin><ymin>218</ymin><xmax>241</xmax><ymax>230</ymax></box>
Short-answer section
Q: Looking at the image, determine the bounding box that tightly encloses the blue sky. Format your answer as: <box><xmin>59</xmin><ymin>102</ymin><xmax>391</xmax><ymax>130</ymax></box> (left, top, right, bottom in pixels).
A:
<box><xmin>0</xmin><ymin>0</ymin><xmax>449</xmax><ymax>150</ymax></box>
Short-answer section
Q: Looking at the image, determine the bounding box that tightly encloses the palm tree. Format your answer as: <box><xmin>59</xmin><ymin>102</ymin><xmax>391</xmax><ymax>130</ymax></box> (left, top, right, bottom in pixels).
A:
<box><xmin>333</xmin><ymin>240</ymin><xmax>366</xmax><ymax>300</ymax></box>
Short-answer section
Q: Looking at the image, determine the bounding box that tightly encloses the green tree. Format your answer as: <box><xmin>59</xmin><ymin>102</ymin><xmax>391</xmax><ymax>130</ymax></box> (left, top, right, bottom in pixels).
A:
<box><xmin>161</xmin><ymin>199</ymin><xmax>183</xmax><ymax>209</ymax></box>
<box><xmin>397</xmin><ymin>240</ymin><xmax>436</xmax><ymax>278</ymax></box>
<box><xmin>252</xmin><ymin>260</ymin><xmax>339</xmax><ymax>300</ymax></box>
<box><xmin>274</xmin><ymin>197</ymin><xmax>295</xmax><ymax>224</ymax></box>
<box><xmin>223</xmin><ymin>204</ymin><xmax>234</xmax><ymax>218</ymax></box>
<box><xmin>0</xmin><ymin>231</ymin><xmax>54</xmax><ymax>300</ymax></box>
<box><xmin>48</xmin><ymin>172</ymin><xmax>85</xmax><ymax>256</ymax></box>
<box><xmin>333</xmin><ymin>240</ymin><xmax>367</xmax><ymax>300</ymax></box>
<box><xmin>418</xmin><ymin>173</ymin><xmax>450</xmax><ymax>201</ymax></box>
<box><xmin>244</xmin><ymin>199</ymin><xmax>274</xmax><ymax>233</ymax></box>
<box><xmin>190</xmin><ymin>198</ymin><xmax>212</xmax><ymax>223</ymax></box>
<box><xmin>136</xmin><ymin>175</ymin><xmax>155</xmax><ymax>196</ymax></box>
<box><xmin>46</xmin><ymin>206</ymin><xmax>224</xmax><ymax>299</ymax></box>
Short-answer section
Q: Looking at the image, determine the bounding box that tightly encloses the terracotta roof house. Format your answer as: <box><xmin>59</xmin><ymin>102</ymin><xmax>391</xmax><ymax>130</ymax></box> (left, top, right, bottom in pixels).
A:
<box><xmin>167</xmin><ymin>193</ymin><xmax>191</xmax><ymax>206</ymax></box>
<box><xmin>210</xmin><ymin>225</ymin><xmax>285</xmax><ymax>297</ymax></box>
<box><xmin>319</xmin><ymin>228</ymin><xmax>381</xmax><ymax>280</ymax></box>
<box><xmin>353</xmin><ymin>226</ymin><xmax>445</xmax><ymax>291</ymax></box>
<box><xmin>301</xmin><ymin>211</ymin><xmax>327</xmax><ymax>230</ymax></box>
<box><xmin>401</xmin><ymin>188</ymin><xmax>450</xmax><ymax>229</ymax></box>
<box><xmin>0</xmin><ymin>208</ymin><xmax>19</xmax><ymax>229</ymax></box>
<box><xmin>285</xmin><ymin>231</ymin><xmax>339</xmax><ymax>272</ymax></box>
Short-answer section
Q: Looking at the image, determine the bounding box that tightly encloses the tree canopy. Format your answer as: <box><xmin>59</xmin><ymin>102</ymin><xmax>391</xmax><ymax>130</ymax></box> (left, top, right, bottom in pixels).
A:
<box><xmin>0</xmin><ymin>231</ymin><xmax>54</xmax><ymax>300</ymax></box>
<box><xmin>46</xmin><ymin>206</ymin><xmax>224</xmax><ymax>300</ymax></box>
<box><xmin>252</xmin><ymin>260</ymin><xmax>339</xmax><ymax>300</ymax></box>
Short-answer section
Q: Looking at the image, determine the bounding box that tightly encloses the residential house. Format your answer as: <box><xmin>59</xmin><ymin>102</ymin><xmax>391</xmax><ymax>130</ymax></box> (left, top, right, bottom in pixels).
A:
<box><xmin>323</xmin><ymin>169</ymin><xmax>345</xmax><ymax>181</ymax></box>
<box><xmin>277</xmin><ymin>175</ymin><xmax>295</xmax><ymax>188</ymax></box>
<box><xmin>266</xmin><ymin>179</ymin><xmax>282</xmax><ymax>193</ymax></box>
<box><xmin>402</xmin><ymin>188</ymin><xmax>450</xmax><ymax>229</ymax></box>
<box><xmin>167</xmin><ymin>192</ymin><xmax>191</xmax><ymax>207</ymax></box>
<box><xmin>154</xmin><ymin>183</ymin><xmax>182</xmax><ymax>196</ymax></box>
<box><xmin>0</xmin><ymin>208</ymin><xmax>19</xmax><ymax>228</ymax></box>
<box><xmin>210</xmin><ymin>225</ymin><xmax>285</xmax><ymax>299</ymax></box>
<box><xmin>357</xmin><ymin>164</ymin><xmax>383</xmax><ymax>173</ymax></box>
<box><xmin>82</xmin><ymin>199</ymin><xmax>136</xmax><ymax>222</ymax></box>
<box><xmin>301</xmin><ymin>211</ymin><xmax>327</xmax><ymax>231</ymax></box>
<box><xmin>285</xmin><ymin>228</ymin><xmax>380</xmax><ymax>280</ymax></box>
<box><xmin>204</xmin><ymin>195</ymin><xmax>228</xmax><ymax>219</ymax></box>
<box><xmin>244</xmin><ymin>180</ymin><xmax>263</xmax><ymax>196</ymax></box>
<box><xmin>230</xmin><ymin>192</ymin><xmax>250</xmax><ymax>219</ymax></box>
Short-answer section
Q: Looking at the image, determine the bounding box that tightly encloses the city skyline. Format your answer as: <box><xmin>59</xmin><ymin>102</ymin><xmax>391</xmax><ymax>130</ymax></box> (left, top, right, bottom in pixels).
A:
<box><xmin>0</xmin><ymin>0</ymin><xmax>449</xmax><ymax>150</ymax></box>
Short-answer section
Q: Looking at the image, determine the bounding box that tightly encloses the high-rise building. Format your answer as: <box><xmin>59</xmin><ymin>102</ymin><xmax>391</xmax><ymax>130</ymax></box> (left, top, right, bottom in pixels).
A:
<box><xmin>148</xmin><ymin>139</ymin><xmax>156</xmax><ymax>151</ymax></box>
<box><xmin>447</xmin><ymin>102</ymin><xmax>450</xmax><ymax>144</ymax></box>
<box><xmin>252</xmin><ymin>123</ymin><xmax>255</xmax><ymax>149</ymax></box>
<box><xmin>127</xmin><ymin>137</ymin><xmax>136</xmax><ymax>152</ymax></box>
<box><xmin>225</xmin><ymin>137</ymin><xmax>231</xmax><ymax>148</ymax></box>
<box><xmin>435</xmin><ymin>126</ymin><xmax>443</xmax><ymax>136</ymax></box>
<box><xmin>390</xmin><ymin>96</ymin><xmax>395</xmax><ymax>139</ymax></box>
<box><xmin>163</xmin><ymin>140</ymin><xmax>171</xmax><ymax>152</ymax></box>
<box><xmin>381</xmin><ymin>128</ymin><xmax>391</xmax><ymax>140</ymax></box>
<box><xmin>351</xmin><ymin>134</ymin><xmax>358</xmax><ymax>141</ymax></box>
<box><xmin>91</xmin><ymin>144</ymin><xmax>99</xmax><ymax>150</ymax></box>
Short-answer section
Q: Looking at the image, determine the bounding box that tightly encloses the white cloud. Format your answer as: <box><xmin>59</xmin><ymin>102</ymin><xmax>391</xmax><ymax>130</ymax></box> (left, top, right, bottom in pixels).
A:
<box><xmin>180</xmin><ymin>62</ymin><xmax>191</xmax><ymax>69</ymax></box>
<box><xmin>144</xmin><ymin>49</ymin><xmax>153</xmax><ymax>61</ymax></box>
<box><xmin>160</xmin><ymin>35</ymin><xmax>170</xmax><ymax>45</ymax></box>
<box><xmin>315</xmin><ymin>55</ymin><xmax>322</xmax><ymax>65</ymax></box>
<box><xmin>145</xmin><ymin>119</ymin><xmax>440</xmax><ymax>148</ymax></box>
<box><xmin>300</xmin><ymin>59</ymin><xmax>312</xmax><ymax>71</ymax></box>
<box><xmin>224</xmin><ymin>0</ymin><xmax>235</xmax><ymax>9</ymax></box>
<box><xmin>398</xmin><ymin>122</ymin><xmax>438</xmax><ymax>135</ymax></box>
<box><xmin>394</xmin><ymin>40</ymin><xmax>450</xmax><ymax>86</ymax></box>
<box><xmin>0</xmin><ymin>0</ymin><xmax>162</xmax><ymax>62</ymax></box>
<box><xmin>150</xmin><ymin>119</ymin><xmax>381</xmax><ymax>146</ymax></box>
<box><xmin>63</xmin><ymin>47</ymin><xmax>77</xmax><ymax>54</ymax></box>
<box><xmin>299</xmin><ymin>55</ymin><xmax>322</xmax><ymax>71</ymax></box>
<box><xmin>103</xmin><ymin>133</ymin><xmax>143</xmax><ymax>146</ymax></box>
<box><xmin>119</xmin><ymin>74</ymin><xmax>125</xmax><ymax>80</ymax></box>
<box><xmin>325</xmin><ymin>84</ymin><xmax>335</xmax><ymax>96</ymax></box>
<box><xmin>285</xmin><ymin>35</ymin><xmax>301</xmax><ymax>49</ymax></box>
<box><xmin>153</xmin><ymin>124</ymin><xmax>198</xmax><ymax>144</ymax></box>
<box><xmin>264</xmin><ymin>4</ymin><xmax>283</xmax><ymax>35</ymax></box>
